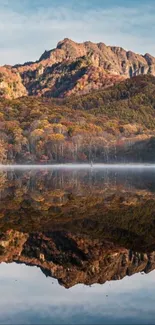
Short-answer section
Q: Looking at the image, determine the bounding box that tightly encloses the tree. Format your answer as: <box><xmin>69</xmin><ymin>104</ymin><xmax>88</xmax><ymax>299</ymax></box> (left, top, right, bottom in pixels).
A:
<box><xmin>0</xmin><ymin>140</ymin><xmax>7</xmax><ymax>164</ymax></box>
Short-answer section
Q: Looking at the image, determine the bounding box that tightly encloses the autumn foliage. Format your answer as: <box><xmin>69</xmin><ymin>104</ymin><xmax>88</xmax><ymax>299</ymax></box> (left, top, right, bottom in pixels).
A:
<box><xmin>1</xmin><ymin>75</ymin><xmax>155</xmax><ymax>163</ymax></box>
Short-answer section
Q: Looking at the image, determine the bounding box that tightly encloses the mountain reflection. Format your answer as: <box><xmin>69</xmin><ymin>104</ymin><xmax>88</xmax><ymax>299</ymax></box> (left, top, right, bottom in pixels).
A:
<box><xmin>0</xmin><ymin>168</ymin><xmax>155</xmax><ymax>288</ymax></box>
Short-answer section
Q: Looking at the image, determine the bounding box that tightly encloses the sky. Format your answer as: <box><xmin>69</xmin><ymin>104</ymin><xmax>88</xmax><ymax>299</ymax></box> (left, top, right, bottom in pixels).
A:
<box><xmin>0</xmin><ymin>0</ymin><xmax>155</xmax><ymax>65</ymax></box>
<box><xmin>0</xmin><ymin>262</ymin><xmax>155</xmax><ymax>324</ymax></box>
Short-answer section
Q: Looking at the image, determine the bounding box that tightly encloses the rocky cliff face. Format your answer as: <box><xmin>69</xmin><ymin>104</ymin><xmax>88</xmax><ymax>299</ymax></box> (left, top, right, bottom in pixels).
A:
<box><xmin>0</xmin><ymin>230</ymin><xmax>155</xmax><ymax>289</ymax></box>
<box><xmin>1</xmin><ymin>38</ymin><xmax>155</xmax><ymax>99</ymax></box>
<box><xmin>0</xmin><ymin>66</ymin><xmax>27</xmax><ymax>99</ymax></box>
<box><xmin>37</xmin><ymin>38</ymin><xmax>155</xmax><ymax>77</ymax></box>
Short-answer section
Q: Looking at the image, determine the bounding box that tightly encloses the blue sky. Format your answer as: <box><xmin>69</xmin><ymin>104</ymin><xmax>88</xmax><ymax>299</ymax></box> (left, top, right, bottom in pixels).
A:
<box><xmin>0</xmin><ymin>0</ymin><xmax>155</xmax><ymax>65</ymax></box>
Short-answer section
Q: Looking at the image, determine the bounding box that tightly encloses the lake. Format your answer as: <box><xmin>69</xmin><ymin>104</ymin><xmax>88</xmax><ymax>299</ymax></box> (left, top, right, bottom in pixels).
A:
<box><xmin>0</xmin><ymin>165</ymin><xmax>155</xmax><ymax>324</ymax></box>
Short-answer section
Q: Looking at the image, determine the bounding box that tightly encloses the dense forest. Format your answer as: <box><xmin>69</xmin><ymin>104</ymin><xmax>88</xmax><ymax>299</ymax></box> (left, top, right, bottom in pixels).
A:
<box><xmin>1</xmin><ymin>75</ymin><xmax>155</xmax><ymax>164</ymax></box>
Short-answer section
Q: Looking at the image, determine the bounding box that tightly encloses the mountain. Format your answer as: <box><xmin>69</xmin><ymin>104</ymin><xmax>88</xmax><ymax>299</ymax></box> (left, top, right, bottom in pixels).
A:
<box><xmin>1</xmin><ymin>168</ymin><xmax>155</xmax><ymax>288</ymax></box>
<box><xmin>0</xmin><ymin>229</ymin><xmax>155</xmax><ymax>288</ymax></box>
<box><xmin>1</xmin><ymin>74</ymin><xmax>155</xmax><ymax>164</ymax></box>
<box><xmin>1</xmin><ymin>38</ymin><xmax>155</xmax><ymax>99</ymax></box>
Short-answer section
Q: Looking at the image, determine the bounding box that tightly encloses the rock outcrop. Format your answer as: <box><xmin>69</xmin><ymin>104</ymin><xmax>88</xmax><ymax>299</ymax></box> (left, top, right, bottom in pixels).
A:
<box><xmin>0</xmin><ymin>66</ymin><xmax>27</xmax><ymax>99</ymax></box>
<box><xmin>0</xmin><ymin>230</ymin><xmax>155</xmax><ymax>289</ymax></box>
<box><xmin>1</xmin><ymin>38</ymin><xmax>155</xmax><ymax>99</ymax></box>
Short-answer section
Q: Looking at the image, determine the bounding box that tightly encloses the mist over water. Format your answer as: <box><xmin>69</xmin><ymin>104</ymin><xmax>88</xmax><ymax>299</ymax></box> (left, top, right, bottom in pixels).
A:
<box><xmin>1</xmin><ymin>163</ymin><xmax>155</xmax><ymax>170</ymax></box>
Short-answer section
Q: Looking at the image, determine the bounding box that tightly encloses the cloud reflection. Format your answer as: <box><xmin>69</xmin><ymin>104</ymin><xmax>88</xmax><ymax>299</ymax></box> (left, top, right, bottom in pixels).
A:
<box><xmin>0</xmin><ymin>263</ymin><xmax>155</xmax><ymax>324</ymax></box>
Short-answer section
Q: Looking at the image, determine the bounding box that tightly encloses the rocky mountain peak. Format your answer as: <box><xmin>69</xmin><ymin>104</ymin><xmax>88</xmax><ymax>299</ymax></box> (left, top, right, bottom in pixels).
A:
<box><xmin>56</xmin><ymin>37</ymin><xmax>75</xmax><ymax>48</ymax></box>
<box><xmin>144</xmin><ymin>53</ymin><xmax>155</xmax><ymax>65</ymax></box>
<box><xmin>1</xmin><ymin>38</ymin><xmax>155</xmax><ymax>99</ymax></box>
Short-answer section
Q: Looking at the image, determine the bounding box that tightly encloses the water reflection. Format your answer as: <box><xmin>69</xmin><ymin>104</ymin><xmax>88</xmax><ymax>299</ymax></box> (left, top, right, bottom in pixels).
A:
<box><xmin>0</xmin><ymin>168</ymin><xmax>155</xmax><ymax>290</ymax></box>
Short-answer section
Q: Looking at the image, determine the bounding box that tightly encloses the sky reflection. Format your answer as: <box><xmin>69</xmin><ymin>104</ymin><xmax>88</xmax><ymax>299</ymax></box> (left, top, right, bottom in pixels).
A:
<box><xmin>0</xmin><ymin>263</ymin><xmax>155</xmax><ymax>324</ymax></box>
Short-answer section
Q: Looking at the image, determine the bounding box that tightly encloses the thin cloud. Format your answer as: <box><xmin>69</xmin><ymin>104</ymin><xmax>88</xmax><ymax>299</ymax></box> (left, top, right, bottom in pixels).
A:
<box><xmin>0</xmin><ymin>4</ymin><xmax>155</xmax><ymax>65</ymax></box>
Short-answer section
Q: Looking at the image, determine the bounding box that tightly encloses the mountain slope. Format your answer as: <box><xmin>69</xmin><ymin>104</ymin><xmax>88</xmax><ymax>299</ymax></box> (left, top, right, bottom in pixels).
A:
<box><xmin>0</xmin><ymin>66</ymin><xmax>27</xmax><ymax>99</ymax></box>
<box><xmin>1</xmin><ymin>75</ymin><xmax>155</xmax><ymax>164</ymax></box>
<box><xmin>1</xmin><ymin>38</ymin><xmax>155</xmax><ymax>99</ymax></box>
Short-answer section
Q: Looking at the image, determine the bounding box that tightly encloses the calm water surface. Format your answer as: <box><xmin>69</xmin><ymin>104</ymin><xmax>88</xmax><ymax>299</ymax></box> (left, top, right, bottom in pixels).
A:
<box><xmin>0</xmin><ymin>166</ymin><xmax>155</xmax><ymax>324</ymax></box>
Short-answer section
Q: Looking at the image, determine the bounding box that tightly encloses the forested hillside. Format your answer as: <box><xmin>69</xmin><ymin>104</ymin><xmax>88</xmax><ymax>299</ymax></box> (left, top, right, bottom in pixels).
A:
<box><xmin>1</xmin><ymin>75</ymin><xmax>155</xmax><ymax>164</ymax></box>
